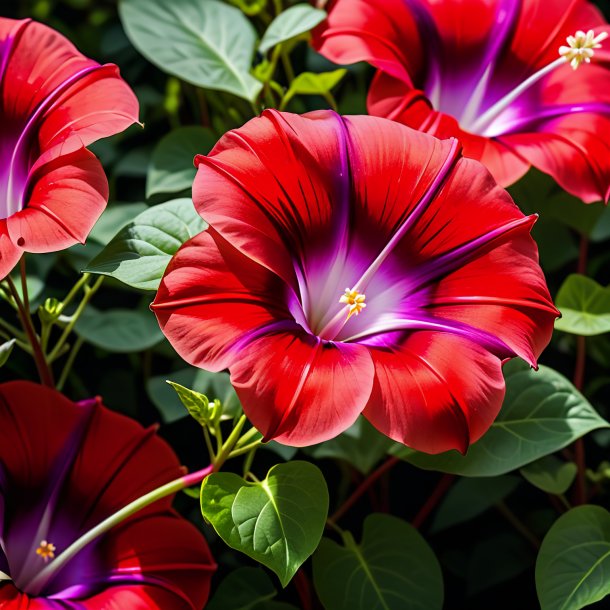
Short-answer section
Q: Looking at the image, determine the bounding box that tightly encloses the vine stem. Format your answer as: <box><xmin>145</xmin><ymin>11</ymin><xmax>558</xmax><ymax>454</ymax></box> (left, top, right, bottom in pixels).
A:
<box><xmin>293</xmin><ymin>569</ymin><xmax>313</xmax><ymax>610</ymax></box>
<box><xmin>4</xmin><ymin>272</ymin><xmax>54</xmax><ymax>387</ymax></box>
<box><xmin>411</xmin><ymin>474</ymin><xmax>455</xmax><ymax>529</ymax></box>
<box><xmin>495</xmin><ymin>501</ymin><xmax>540</xmax><ymax>549</ymax></box>
<box><xmin>327</xmin><ymin>456</ymin><xmax>399</xmax><ymax>525</ymax></box>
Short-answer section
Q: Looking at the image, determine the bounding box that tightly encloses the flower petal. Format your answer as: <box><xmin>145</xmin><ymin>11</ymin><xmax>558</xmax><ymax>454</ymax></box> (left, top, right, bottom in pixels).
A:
<box><xmin>152</xmin><ymin>228</ymin><xmax>292</xmax><ymax>372</ymax></box>
<box><xmin>364</xmin><ymin>332</ymin><xmax>506</xmax><ymax>454</ymax></box>
<box><xmin>229</xmin><ymin>328</ymin><xmax>374</xmax><ymax>446</ymax></box>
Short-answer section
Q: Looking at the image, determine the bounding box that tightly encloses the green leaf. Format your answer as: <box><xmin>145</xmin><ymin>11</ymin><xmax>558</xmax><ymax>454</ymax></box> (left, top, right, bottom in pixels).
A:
<box><xmin>166</xmin><ymin>381</ymin><xmax>212</xmax><ymax>425</ymax></box>
<box><xmin>259</xmin><ymin>5</ymin><xmax>326</xmax><ymax>54</ymax></box>
<box><xmin>281</xmin><ymin>69</ymin><xmax>346</xmax><ymax>109</ymax></box>
<box><xmin>554</xmin><ymin>274</ymin><xmax>610</xmax><ymax>336</ymax></box>
<box><xmin>74</xmin><ymin>307</ymin><xmax>164</xmax><ymax>352</ymax></box>
<box><xmin>305</xmin><ymin>416</ymin><xmax>394</xmax><ymax>474</ymax></box>
<box><xmin>392</xmin><ymin>361</ymin><xmax>610</xmax><ymax>477</ymax></box>
<box><xmin>520</xmin><ymin>455</ymin><xmax>577</xmax><ymax>495</ymax></box>
<box><xmin>431</xmin><ymin>475</ymin><xmax>520</xmax><ymax>533</ymax></box>
<box><xmin>227</xmin><ymin>0</ymin><xmax>267</xmax><ymax>17</ymax></box>
<box><xmin>147</xmin><ymin>126</ymin><xmax>216</xmax><ymax>198</ymax></box>
<box><xmin>207</xmin><ymin>567</ymin><xmax>276</xmax><ymax>610</ymax></box>
<box><xmin>84</xmin><ymin>198</ymin><xmax>206</xmax><ymax>291</ymax></box>
<box><xmin>119</xmin><ymin>0</ymin><xmax>262</xmax><ymax>101</ymax></box>
<box><xmin>313</xmin><ymin>514</ymin><xmax>443</xmax><ymax>610</ymax></box>
<box><xmin>147</xmin><ymin>368</ymin><xmax>240</xmax><ymax>423</ymax></box>
<box><xmin>0</xmin><ymin>339</ymin><xmax>16</xmax><ymax>367</ymax></box>
<box><xmin>88</xmin><ymin>203</ymin><xmax>148</xmax><ymax>244</ymax></box>
<box><xmin>201</xmin><ymin>461</ymin><xmax>328</xmax><ymax>586</ymax></box>
<box><xmin>536</xmin><ymin>505</ymin><xmax>610</xmax><ymax>610</ymax></box>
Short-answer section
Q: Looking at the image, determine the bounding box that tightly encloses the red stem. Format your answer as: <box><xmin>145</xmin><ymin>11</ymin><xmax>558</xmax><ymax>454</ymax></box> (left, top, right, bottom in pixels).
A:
<box><xmin>328</xmin><ymin>456</ymin><xmax>399</xmax><ymax>524</ymax></box>
<box><xmin>411</xmin><ymin>474</ymin><xmax>455</xmax><ymax>529</ymax></box>
<box><xmin>5</xmin><ymin>273</ymin><xmax>54</xmax><ymax>387</ymax></box>
<box><xmin>293</xmin><ymin>569</ymin><xmax>313</xmax><ymax>610</ymax></box>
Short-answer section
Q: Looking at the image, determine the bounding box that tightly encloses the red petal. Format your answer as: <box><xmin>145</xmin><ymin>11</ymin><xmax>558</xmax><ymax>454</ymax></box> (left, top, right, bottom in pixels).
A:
<box><xmin>313</xmin><ymin>0</ymin><xmax>422</xmax><ymax>84</ymax></box>
<box><xmin>229</xmin><ymin>328</ymin><xmax>374</xmax><ymax>446</ymax></box>
<box><xmin>0</xmin><ymin>220</ymin><xmax>21</xmax><ymax>280</ymax></box>
<box><xmin>364</xmin><ymin>332</ymin><xmax>506</xmax><ymax>454</ymax></box>
<box><xmin>152</xmin><ymin>228</ymin><xmax>292</xmax><ymax>372</ymax></box>
<box><xmin>193</xmin><ymin>109</ymin><xmax>359</xmax><ymax>287</ymax></box>
<box><xmin>6</xmin><ymin>144</ymin><xmax>107</xmax><ymax>252</ymax></box>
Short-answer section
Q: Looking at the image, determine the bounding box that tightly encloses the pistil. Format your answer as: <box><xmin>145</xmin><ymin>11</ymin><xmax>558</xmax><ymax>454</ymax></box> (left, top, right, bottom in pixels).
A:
<box><xmin>468</xmin><ymin>29</ymin><xmax>608</xmax><ymax>135</ymax></box>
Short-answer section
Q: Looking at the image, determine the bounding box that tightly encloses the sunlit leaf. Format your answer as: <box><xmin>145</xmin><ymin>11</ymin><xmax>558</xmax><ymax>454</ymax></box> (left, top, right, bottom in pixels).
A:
<box><xmin>555</xmin><ymin>274</ymin><xmax>610</xmax><ymax>336</ymax></box>
<box><xmin>259</xmin><ymin>5</ymin><xmax>326</xmax><ymax>54</ymax></box>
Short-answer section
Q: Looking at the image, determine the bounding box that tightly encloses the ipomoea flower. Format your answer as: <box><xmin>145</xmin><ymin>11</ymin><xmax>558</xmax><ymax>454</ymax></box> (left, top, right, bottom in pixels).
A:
<box><xmin>0</xmin><ymin>381</ymin><xmax>216</xmax><ymax>609</ymax></box>
<box><xmin>0</xmin><ymin>17</ymin><xmax>139</xmax><ymax>279</ymax></box>
<box><xmin>314</xmin><ymin>0</ymin><xmax>610</xmax><ymax>203</ymax></box>
<box><xmin>152</xmin><ymin>110</ymin><xmax>558</xmax><ymax>454</ymax></box>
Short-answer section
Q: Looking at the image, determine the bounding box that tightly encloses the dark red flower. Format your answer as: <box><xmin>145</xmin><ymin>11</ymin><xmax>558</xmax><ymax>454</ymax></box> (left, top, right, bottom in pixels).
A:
<box><xmin>152</xmin><ymin>110</ymin><xmax>558</xmax><ymax>454</ymax></box>
<box><xmin>0</xmin><ymin>381</ymin><xmax>216</xmax><ymax>609</ymax></box>
<box><xmin>313</xmin><ymin>0</ymin><xmax>610</xmax><ymax>203</ymax></box>
<box><xmin>0</xmin><ymin>18</ymin><xmax>139</xmax><ymax>279</ymax></box>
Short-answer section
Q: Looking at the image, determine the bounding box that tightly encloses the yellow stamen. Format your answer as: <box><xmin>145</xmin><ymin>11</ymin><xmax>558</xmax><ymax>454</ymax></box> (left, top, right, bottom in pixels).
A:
<box><xmin>340</xmin><ymin>287</ymin><xmax>366</xmax><ymax>320</ymax></box>
<box><xmin>559</xmin><ymin>29</ymin><xmax>609</xmax><ymax>70</ymax></box>
<box><xmin>36</xmin><ymin>540</ymin><xmax>56</xmax><ymax>563</ymax></box>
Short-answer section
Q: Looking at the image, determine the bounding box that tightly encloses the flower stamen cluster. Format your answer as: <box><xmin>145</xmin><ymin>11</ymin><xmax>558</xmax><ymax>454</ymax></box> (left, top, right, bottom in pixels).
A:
<box><xmin>559</xmin><ymin>29</ymin><xmax>609</xmax><ymax>69</ymax></box>
<box><xmin>340</xmin><ymin>287</ymin><xmax>366</xmax><ymax>320</ymax></box>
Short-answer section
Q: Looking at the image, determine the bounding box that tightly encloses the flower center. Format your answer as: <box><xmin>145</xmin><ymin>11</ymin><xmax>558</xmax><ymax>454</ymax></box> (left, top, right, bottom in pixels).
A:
<box><xmin>339</xmin><ymin>288</ymin><xmax>366</xmax><ymax>320</ymax></box>
<box><xmin>457</xmin><ymin>29</ymin><xmax>608</xmax><ymax>136</ymax></box>
<box><xmin>35</xmin><ymin>541</ymin><xmax>56</xmax><ymax>563</ymax></box>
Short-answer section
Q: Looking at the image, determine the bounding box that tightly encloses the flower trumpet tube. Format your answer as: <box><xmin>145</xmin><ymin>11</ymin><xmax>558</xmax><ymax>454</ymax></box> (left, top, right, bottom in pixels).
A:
<box><xmin>152</xmin><ymin>110</ymin><xmax>558</xmax><ymax>454</ymax></box>
<box><xmin>0</xmin><ymin>381</ymin><xmax>216</xmax><ymax>609</ymax></box>
<box><xmin>0</xmin><ymin>18</ymin><xmax>139</xmax><ymax>279</ymax></box>
<box><xmin>313</xmin><ymin>0</ymin><xmax>610</xmax><ymax>203</ymax></box>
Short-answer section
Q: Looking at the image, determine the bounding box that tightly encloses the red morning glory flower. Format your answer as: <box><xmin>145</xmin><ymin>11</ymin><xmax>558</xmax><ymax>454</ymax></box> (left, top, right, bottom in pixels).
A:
<box><xmin>152</xmin><ymin>110</ymin><xmax>558</xmax><ymax>454</ymax></box>
<box><xmin>0</xmin><ymin>381</ymin><xmax>216</xmax><ymax>609</ymax></box>
<box><xmin>0</xmin><ymin>17</ymin><xmax>139</xmax><ymax>279</ymax></box>
<box><xmin>313</xmin><ymin>0</ymin><xmax>610</xmax><ymax>203</ymax></box>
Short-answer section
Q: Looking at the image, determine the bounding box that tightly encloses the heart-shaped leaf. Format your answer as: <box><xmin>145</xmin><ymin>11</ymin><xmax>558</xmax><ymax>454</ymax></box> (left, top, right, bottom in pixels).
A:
<box><xmin>431</xmin><ymin>475</ymin><xmax>520</xmax><ymax>533</ymax></box>
<box><xmin>147</xmin><ymin>126</ymin><xmax>216</xmax><ymax>198</ymax></box>
<box><xmin>201</xmin><ymin>461</ymin><xmax>328</xmax><ymax>586</ymax></box>
<box><xmin>520</xmin><ymin>455</ymin><xmax>577</xmax><ymax>495</ymax></box>
<box><xmin>207</xmin><ymin>567</ymin><xmax>276</xmax><ymax>610</ymax></box>
<box><xmin>536</xmin><ymin>505</ymin><xmax>610</xmax><ymax>610</ymax></box>
<box><xmin>313</xmin><ymin>514</ymin><xmax>443</xmax><ymax>610</ymax></box>
<box><xmin>259</xmin><ymin>5</ymin><xmax>326</xmax><ymax>54</ymax></box>
<box><xmin>554</xmin><ymin>274</ymin><xmax>610</xmax><ymax>336</ymax></box>
<box><xmin>392</xmin><ymin>361</ymin><xmax>609</xmax><ymax>476</ymax></box>
<box><xmin>280</xmin><ymin>70</ymin><xmax>346</xmax><ymax>110</ymax></box>
<box><xmin>74</xmin><ymin>307</ymin><xmax>164</xmax><ymax>352</ymax></box>
<box><xmin>85</xmin><ymin>199</ymin><xmax>206</xmax><ymax>291</ymax></box>
<box><xmin>119</xmin><ymin>0</ymin><xmax>262</xmax><ymax>101</ymax></box>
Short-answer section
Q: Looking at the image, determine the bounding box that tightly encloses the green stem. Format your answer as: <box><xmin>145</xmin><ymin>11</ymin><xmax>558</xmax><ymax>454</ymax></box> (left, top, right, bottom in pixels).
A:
<box><xmin>0</xmin><ymin>316</ymin><xmax>27</xmax><ymax>343</ymax></box>
<box><xmin>58</xmin><ymin>273</ymin><xmax>91</xmax><ymax>315</ymax></box>
<box><xmin>56</xmin><ymin>336</ymin><xmax>84</xmax><ymax>392</ymax></box>
<box><xmin>4</xmin><ymin>275</ymin><xmax>54</xmax><ymax>387</ymax></box>
<box><xmin>228</xmin><ymin>439</ymin><xmax>264</xmax><ymax>459</ymax></box>
<box><xmin>26</xmin><ymin>464</ymin><xmax>214</xmax><ymax>596</ymax></box>
<box><xmin>214</xmin><ymin>414</ymin><xmax>247</xmax><ymax>471</ymax></box>
<box><xmin>281</xmin><ymin>51</ymin><xmax>295</xmax><ymax>83</ymax></box>
<box><xmin>235</xmin><ymin>426</ymin><xmax>262</xmax><ymax>448</ymax></box>
<box><xmin>48</xmin><ymin>276</ymin><xmax>103</xmax><ymax>362</ymax></box>
<box><xmin>203</xmin><ymin>426</ymin><xmax>216</xmax><ymax>461</ymax></box>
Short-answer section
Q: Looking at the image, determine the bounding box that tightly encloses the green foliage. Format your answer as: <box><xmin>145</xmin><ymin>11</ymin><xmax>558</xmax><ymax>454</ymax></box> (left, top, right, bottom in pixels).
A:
<box><xmin>119</xmin><ymin>0</ymin><xmax>263</xmax><ymax>101</ymax></box>
<box><xmin>520</xmin><ymin>455</ymin><xmax>578</xmax><ymax>495</ymax></box>
<box><xmin>207</xmin><ymin>567</ymin><xmax>277</xmax><ymax>610</ymax></box>
<box><xmin>313</xmin><ymin>514</ymin><xmax>443</xmax><ymax>610</ymax></box>
<box><xmin>259</xmin><ymin>5</ymin><xmax>326</xmax><ymax>54</ymax></box>
<box><xmin>305</xmin><ymin>416</ymin><xmax>394</xmax><ymax>474</ymax></box>
<box><xmin>431</xmin><ymin>476</ymin><xmax>520</xmax><ymax>533</ymax></box>
<box><xmin>0</xmin><ymin>339</ymin><xmax>16</xmax><ymax>367</ymax></box>
<box><xmin>393</xmin><ymin>361</ymin><xmax>609</xmax><ymax>476</ymax></box>
<box><xmin>85</xmin><ymin>199</ymin><xmax>206</xmax><ymax>290</ymax></box>
<box><xmin>201</xmin><ymin>461</ymin><xmax>329</xmax><ymax>586</ymax></box>
<box><xmin>147</xmin><ymin>126</ymin><xmax>217</xmax><ymax>198</ymax></box>
<box><xmin>74</xmin><ymin>307</ymin><xmax>163</xmax><ymax>352</ymax></box>
<box><xmin>166</xmin><ymin>380</ymin><xmax>214</xmax><ymax>425</ymax></box>
<box><xmin>555</xmin><ymin>274</ymin><xmax>610</xmax><ymax>336</ymax></box>
<box><xmin>280</xmin><ymin>69</ymin><xmax>346</xmax><ymax>109</ymax></box>
<box><xmin>536</xmin><ymin>506</ymin><xmax>610</xmax><ymax>610</ymax></box>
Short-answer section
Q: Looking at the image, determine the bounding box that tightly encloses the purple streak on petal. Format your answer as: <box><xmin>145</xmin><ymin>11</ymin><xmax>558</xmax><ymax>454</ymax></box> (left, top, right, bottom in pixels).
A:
<box><xmin>410</xmin><ymin>215</ymin><xmax>536</xmax><ymax>289</ymax></box>
<box><xmin>349</xmin><ymin>314</ymin><xmax>516</xmax><ymax>358</ymax></box>
<box><xmin>2</xmin><ymin>64</ymin><xmax>104</xmax><ymax>219</ymax></box>
<box><xmin>354</xmin><ymin>138</ymin><xmax>461</xmax><ymax>293</ymax></box>
<box><xmin>8</xmin><ymin>401</ymin><xmax>97</xmax><ymax>591</ymax></box>
<box><xmin>404</xmin><ymin>0</ymin><xmax>443</xmax><ymax>104</ymax></box>
<box><xmin>492</xmin><ymin>102</ymin><xmax>610</xmax><ymax>134</ymax></box>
